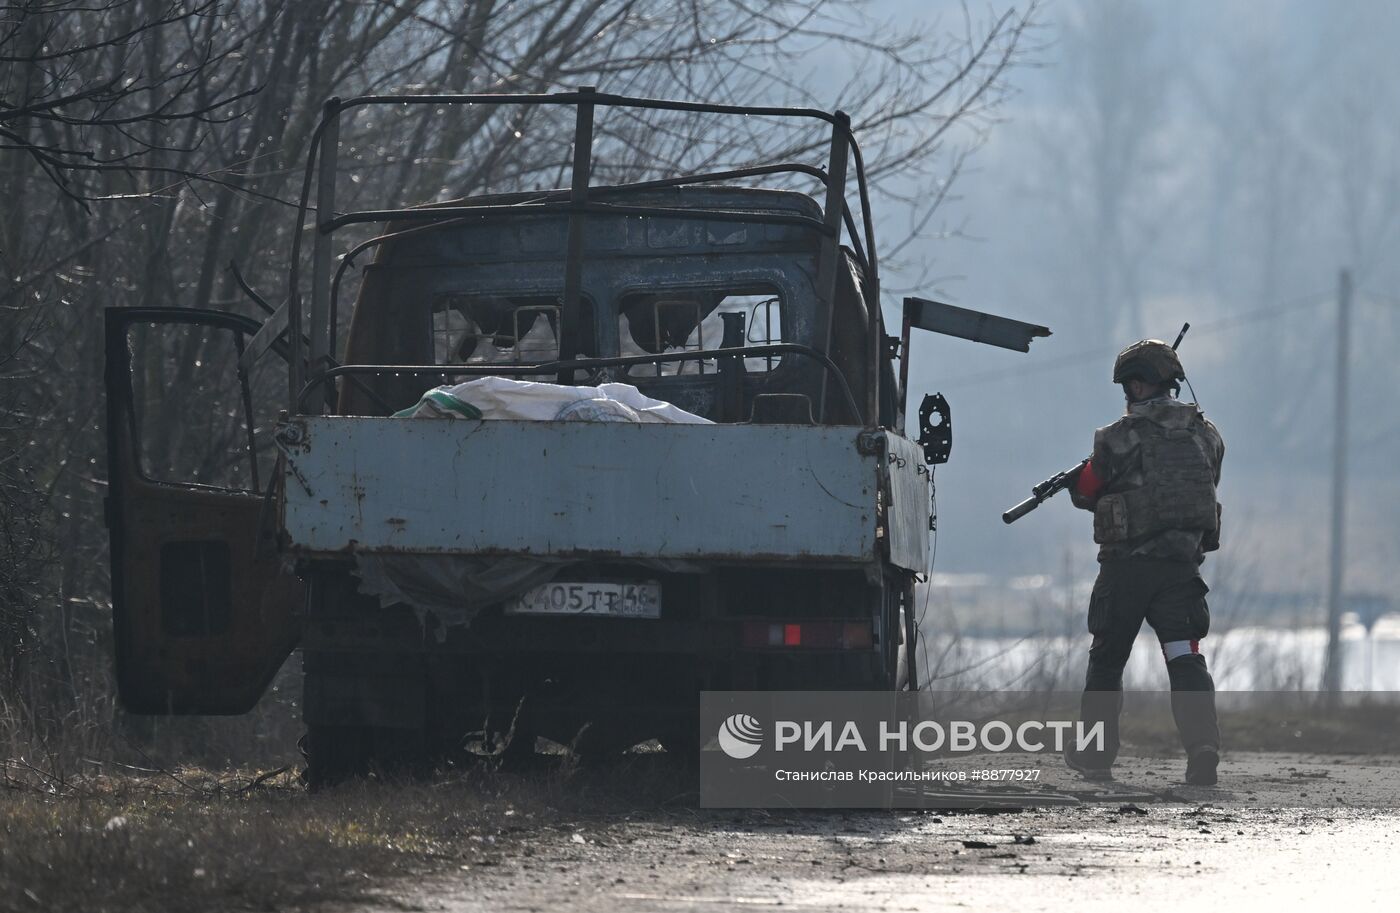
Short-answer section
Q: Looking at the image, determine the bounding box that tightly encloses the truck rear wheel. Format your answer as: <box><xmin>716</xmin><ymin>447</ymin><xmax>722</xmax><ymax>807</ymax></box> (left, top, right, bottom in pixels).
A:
<box><xmin>302</xmin><ymin>725</ymin><xmax>368</xmax><ymax>788</ymax></box>
<box><xmin>302</xmin><ymin>724</ymin><xmax>429</xmax><ymax>788</ymax></box>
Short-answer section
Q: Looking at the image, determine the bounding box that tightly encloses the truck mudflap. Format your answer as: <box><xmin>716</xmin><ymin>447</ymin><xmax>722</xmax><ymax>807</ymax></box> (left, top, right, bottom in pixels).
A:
<box><xmin>277</xmin><ymin>417</ymin><xmax>930</xmax><ymax>570</ymax></box>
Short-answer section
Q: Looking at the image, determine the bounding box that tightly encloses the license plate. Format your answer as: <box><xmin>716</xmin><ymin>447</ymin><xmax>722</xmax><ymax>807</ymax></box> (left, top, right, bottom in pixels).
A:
<box><xmin>505</xmin><ymin>581</ymin><xmax>661</xmax><ymax>618</ymax></box>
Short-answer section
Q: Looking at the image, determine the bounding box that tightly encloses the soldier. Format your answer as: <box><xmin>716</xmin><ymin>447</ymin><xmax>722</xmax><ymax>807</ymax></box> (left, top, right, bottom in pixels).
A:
<box><xmin>1064</xmin><ymin>339</ymin><xmax>1224</xmax><ymax>786</ymax></box>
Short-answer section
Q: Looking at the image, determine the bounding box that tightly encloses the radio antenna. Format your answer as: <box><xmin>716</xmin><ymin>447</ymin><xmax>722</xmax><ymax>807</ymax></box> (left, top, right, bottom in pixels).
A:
<box><xmin>1172</xmin><ymin>322</ymin><xmax>1190</xmax><ymax>350</ymax></box>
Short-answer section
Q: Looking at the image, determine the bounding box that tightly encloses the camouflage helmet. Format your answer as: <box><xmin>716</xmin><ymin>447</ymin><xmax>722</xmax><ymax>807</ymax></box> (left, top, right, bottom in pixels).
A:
<box><xmin>1112</xmin><ymin>339</ymin><xmax>1185</xmax><ymax>385</ymax></box>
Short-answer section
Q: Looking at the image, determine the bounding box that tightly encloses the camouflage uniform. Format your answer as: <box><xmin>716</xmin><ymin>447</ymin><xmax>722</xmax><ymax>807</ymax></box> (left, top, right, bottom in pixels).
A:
<box><xmin>1070</xmin><ymin>396</ymin><xmax>1224</xmax><ymax>770</ymax></box>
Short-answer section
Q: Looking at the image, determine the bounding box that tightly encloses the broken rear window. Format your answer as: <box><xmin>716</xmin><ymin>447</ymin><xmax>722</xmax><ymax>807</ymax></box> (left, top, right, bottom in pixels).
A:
<box><xmin>433</xmin><ymin>293</ymin><xmax>594</xmax><ymax>367</ymax></box>
<box><xmin>617</xmin><ymin>289</ymin><xmax>783</xmax><ymax>377</ymax></box>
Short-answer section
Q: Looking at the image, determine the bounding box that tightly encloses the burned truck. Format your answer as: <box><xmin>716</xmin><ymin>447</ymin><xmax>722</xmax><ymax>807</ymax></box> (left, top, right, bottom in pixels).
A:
<box><xmin>104</xmin><ymin>90</ymin><xmax>1047</xmax><ymax>781</ymax></box>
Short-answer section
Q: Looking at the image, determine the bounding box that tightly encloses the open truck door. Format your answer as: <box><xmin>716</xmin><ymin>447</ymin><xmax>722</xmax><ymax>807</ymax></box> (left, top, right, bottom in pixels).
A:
<box><xmin>104</xmin><ymin>307</ymin><xmax>302</xmax><ymax>714</ymax></box>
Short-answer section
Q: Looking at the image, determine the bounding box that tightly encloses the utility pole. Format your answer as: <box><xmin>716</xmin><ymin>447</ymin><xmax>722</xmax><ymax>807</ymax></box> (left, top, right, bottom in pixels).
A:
<box><xmin>1322</xmin><ymin>268</ymin><xmax>1352</xmax><ymax>697</ymax></box>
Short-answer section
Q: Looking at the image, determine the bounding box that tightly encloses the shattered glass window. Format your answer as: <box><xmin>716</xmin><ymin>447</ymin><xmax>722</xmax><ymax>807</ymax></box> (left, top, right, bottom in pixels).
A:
<box><xmin>617</xmin><ymin>289</ymin><xmax>783</xmax><ymax>377</ymax></box>
<box><xmin>432</xmin><ymin>294</ymin><xmax>576</xmax><ymax>366</ymax></box>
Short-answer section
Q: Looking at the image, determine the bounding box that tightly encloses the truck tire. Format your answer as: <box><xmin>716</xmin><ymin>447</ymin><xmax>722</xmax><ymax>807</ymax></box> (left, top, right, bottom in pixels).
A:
<box><xmin>303</xmin><ymin>724</ymin><xmax>429</xmax><ymax>788</ymax></box>
<box><xmin>302</xmin><ymin>725</ymin><xmax>369</xmax><ymax>789</ymax></box>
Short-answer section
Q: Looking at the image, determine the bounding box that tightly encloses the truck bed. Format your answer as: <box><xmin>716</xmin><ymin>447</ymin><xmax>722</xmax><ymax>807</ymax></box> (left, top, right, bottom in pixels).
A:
<box><xmin>277</xmin><ymin>417</ymin><xmax>928</xmax><ymax>568</ymax></box>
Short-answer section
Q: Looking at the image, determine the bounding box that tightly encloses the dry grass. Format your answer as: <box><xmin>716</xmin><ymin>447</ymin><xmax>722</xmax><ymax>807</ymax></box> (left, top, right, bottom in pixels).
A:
<box><xmin>0</xmin><ymin>755</ymin><xmax>694</xmax><ymax>913</ymax></box>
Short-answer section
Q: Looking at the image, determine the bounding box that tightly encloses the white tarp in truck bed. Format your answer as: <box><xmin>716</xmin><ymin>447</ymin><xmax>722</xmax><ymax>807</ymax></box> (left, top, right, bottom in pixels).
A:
<box><xmin>391</xmin><ymin>376</ymin><xmax>713</xmax><ymax>424</ymax></box>
<box><xmin>353</xmin><ymin>379</ymin><xmax>710</xmax><ymax>629</ymax></box>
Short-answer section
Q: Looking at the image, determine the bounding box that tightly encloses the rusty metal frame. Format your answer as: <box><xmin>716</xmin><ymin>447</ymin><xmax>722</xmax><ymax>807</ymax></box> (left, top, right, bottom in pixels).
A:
<box><xmin>107</xmin><ymin>307</ymin><xmax>269</xmax><ymax>494</ymax></box>
<box><xmin>286</xmin><ymin>89</ymin><xmax>881</xmax><ymax>426</ymax></box>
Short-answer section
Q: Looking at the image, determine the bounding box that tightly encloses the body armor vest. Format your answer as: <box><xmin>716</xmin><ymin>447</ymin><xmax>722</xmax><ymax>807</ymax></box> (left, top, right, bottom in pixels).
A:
<box><xmin>1092</xmin><ymin>406</ymin><xmax>1220</xmax><ymax>547</ymax></box>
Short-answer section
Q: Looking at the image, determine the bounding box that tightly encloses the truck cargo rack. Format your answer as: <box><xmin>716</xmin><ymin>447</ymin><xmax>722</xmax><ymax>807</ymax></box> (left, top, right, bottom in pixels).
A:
<box><xmin>284</xmin><ymin>88</ymin><xmax>880</xmax><ymax>426</ymax></box>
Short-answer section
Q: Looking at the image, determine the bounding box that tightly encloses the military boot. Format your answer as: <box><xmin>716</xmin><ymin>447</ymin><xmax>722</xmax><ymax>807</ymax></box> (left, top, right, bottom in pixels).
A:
<box><xmin>1185</xmin><ymin>745</ymin><xmax>1219</xmax><ymax>786</ymax></box>
<box><xmin>1064</xmin><ymin>745</ymin><xmax>1113</xmax><ymax>781</ymax></box>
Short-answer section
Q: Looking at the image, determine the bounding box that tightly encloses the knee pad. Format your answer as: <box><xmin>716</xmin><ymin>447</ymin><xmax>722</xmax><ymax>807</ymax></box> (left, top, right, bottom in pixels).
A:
<box><xmin>1161</xmin><ymin>640</ymin><xmax>1201</xmax><ymax>662</ymax></box>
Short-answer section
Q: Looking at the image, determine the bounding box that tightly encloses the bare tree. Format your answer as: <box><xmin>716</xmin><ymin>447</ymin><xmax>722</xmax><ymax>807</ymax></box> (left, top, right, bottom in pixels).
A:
<box><xmin>1029</xmin><ymin>0</ymin><xmax>1177</xmax><ymax>342</ymax></box>
<box><xmin>0</xmin><ymin>0</ymin><xmax>260</xmax><ymax>207</ymax></box>
<box><xmin>0</xmin><ymin>0</ymin><xmax>1039</xmax><ymax>747</ymax></box>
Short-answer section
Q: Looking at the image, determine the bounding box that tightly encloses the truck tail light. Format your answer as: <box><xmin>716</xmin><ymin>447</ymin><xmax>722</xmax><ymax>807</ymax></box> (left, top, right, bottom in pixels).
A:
<box><xmin>739</xmin><ymin>621</ymin><xmax>873</xmax><ymax>650</ymax></box>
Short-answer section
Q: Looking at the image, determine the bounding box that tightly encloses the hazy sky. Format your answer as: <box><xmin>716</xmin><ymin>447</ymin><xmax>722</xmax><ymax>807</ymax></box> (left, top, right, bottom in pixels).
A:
<box><xmin>846</xmin><ymin>0</ymin><xmax>1400</xmax><ymax>596</ymax></box>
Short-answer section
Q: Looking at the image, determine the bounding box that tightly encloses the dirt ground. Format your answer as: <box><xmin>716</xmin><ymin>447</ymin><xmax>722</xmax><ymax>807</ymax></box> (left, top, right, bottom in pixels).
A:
<box><xmin>6</xmin><ymin>749</ymin><xmax>1397</xmax><ymax>912</ymax></box>
<box><xmin>354</xmin><ymin>751</ymin><xmax>1400</xmax><ymax>913</ymax></box>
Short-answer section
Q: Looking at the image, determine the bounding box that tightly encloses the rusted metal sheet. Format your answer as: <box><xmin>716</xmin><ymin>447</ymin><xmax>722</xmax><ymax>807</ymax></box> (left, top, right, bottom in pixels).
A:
<box><xmin>279</xmin><ymin>417</ymin><xmax>881</xmax><ymax>562</ymax></box>
<box><xmin>902</xmin><ymin>297</ymin><xmax>1051</xmax><ymax>353</ymax></box>
<box><xmin>104</xmin><ymin>308</ymin><xmax>303</xmax><ymax>715</ymax></box>
<box><xmin>883</xmin><ymin>432</ymin><xmax>931</xmax><ymax>572</ymax></box>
